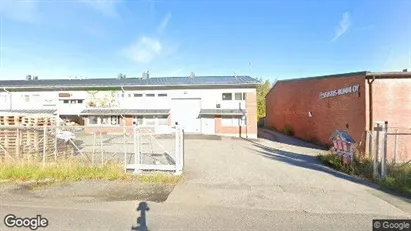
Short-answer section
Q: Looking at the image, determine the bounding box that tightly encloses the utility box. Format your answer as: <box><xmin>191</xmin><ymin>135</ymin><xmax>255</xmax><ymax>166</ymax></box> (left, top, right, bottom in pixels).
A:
<box><xmin>330</xmin><ymin>129</ymin><xmax>356</xmax><ymax>164</ymax></box>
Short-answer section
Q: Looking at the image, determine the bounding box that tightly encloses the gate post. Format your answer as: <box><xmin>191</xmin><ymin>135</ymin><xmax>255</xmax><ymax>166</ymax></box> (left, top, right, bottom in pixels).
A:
<box><xmin>180</xmin><ymin>128</ymin><xmax>184</xmax><ymax>172</ymax></box>
<box><xmin>42</xmin><ymin>124</ymin><xmax>47</xmax><ymax>167</ymax></box>
<box><xmin>381</xmin><ymin>121</ymin><xmax>388</xmax><ymax>179</ymax></box>
<box><xmin>367</xmin><ymin>131</ymin><xmax>373</xmax><ymax>159</ymax></box>
<box><xmin>133</xmin><ymin>125</ymin><xmax>142</xmax><ymax>173</ymax></box>
<box><xmin>394</xmin><ymin>129</ymin><xmax>398</xmax><ymax>164</ymax></box>
<box><xmin>174</xmin><ymin>126</ymin><xmax>182</xmax><ymax>175</ymax></box>
<box><xmin>373</xmin><ymin>122</ymin><xmax>382</xmax><ymax>179</ymax></box>
<box><xmin>123</xmin><ymin>123</ymin><xmax>127</xmax><ymax>172</ymax></box>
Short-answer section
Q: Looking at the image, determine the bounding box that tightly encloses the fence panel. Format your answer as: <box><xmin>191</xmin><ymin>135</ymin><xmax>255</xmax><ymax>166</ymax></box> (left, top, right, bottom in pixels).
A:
<box><xmin>387</xmin><ymin>127</ymin><xmax>411</xmax><ymax>163</ymax></box>
<box><xmin>0</xmin><ymin>125</ymin><xmax>184</xmax><ymax>174</ymax></box>
<box><xmin>0</xmin><ymin>125</ymin><xmax>75</xmax><ymax>162</ymax></box>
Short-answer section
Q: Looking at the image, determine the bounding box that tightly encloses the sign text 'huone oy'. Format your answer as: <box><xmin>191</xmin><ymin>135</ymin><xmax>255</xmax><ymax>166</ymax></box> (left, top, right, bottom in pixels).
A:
<box><xmin>319</xmin><ymin>84</ymin><xmax>360</xmax><ymax>99</ymax></box>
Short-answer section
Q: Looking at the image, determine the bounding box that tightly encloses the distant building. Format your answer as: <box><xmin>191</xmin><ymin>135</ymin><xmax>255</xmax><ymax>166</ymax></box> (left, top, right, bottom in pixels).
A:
<box><xmin>265</xmin><ymin>71</ymin><xmax>411</xmax><ymax>162</ymax></box>
<box><xmin>0</xmin><ymin>75</ymin><xmax>259</xmax><ymax>138</ymax></box>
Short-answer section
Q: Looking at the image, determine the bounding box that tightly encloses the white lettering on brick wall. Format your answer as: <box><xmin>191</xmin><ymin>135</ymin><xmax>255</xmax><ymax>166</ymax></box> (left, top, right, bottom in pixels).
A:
<box><xmin>319</xmin><ymin>84</ymin><xmax>360</xmax><ymax>99</ymax></box>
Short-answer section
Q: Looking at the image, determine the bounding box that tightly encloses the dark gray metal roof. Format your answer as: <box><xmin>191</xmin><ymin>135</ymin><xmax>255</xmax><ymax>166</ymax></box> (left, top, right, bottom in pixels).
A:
<box><xmin>0</xmin><ymin>76</ymin><xmax>259</xmax><ymax>89</ymax></box>
<box><xmin>0</xmin><ymin>109</ymin><xmax>57</xmax><ymax>114</ymax></box>
<box><xmin>80</xmin><ymin>108</ymin><xmax>170</xmax><ymax>115</ymax></box>
<box><xmin>199</xmin><ymin>109</ymin><xmax>246</xmax><ymax>115</ymax></box>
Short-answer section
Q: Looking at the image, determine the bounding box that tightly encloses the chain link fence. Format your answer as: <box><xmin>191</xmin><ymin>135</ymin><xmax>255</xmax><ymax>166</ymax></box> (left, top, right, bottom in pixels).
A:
<box><xmin>0</xmin><ymin>125</ymin><xmax>184</xmax><ymax>174</ymax></box>
<box><xmin>386</xmin><ymin>127</ymin><xmax>411</xmax><ymax>163</ymax></box>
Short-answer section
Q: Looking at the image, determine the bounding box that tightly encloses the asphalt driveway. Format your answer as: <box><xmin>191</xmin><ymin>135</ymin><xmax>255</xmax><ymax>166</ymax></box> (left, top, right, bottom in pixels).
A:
<box><xmin>164</xmin><ymin>133</ymin><xmax>411</xmax><ymax>229</ymax></box>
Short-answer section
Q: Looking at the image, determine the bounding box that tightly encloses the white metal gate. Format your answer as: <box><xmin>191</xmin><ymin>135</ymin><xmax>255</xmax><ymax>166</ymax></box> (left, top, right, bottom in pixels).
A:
<box><xmin>125</xmin><ymin>125</ymin><xmax>184</xmax><ymax>175</ymax></box>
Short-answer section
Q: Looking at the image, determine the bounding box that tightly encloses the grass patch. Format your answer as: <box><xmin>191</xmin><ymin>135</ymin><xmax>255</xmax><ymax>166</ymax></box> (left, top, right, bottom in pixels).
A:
<box><xmin>380</xmin><ymin>164</ymin><xmax>411</xmax><ymax>195</ymax></box>
<box><xmin>0</xmin><ymin>161</ymin><xmax>136</xmax><ymax>182</ymax></box>
<box><xmin>282</xmin><ymin>124</ymin><xmax>295</xmax><ymax>136</ymax></box>
<box><xmin>318</xmin><ymin>153</ymin><xmax>411</xmax><ymax>195</ymax></box>
<box><xmin>0</xmin><ymin>159</ymin><xmax>182</xmax><ymax>186</ymax></box>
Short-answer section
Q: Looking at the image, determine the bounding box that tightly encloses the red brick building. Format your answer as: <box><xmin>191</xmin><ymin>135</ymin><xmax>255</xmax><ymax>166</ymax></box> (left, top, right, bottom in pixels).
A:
<box><xmin>265</xmin><ymin>71</ymin><xmax>411</xmax><ymax>162</ymax></box>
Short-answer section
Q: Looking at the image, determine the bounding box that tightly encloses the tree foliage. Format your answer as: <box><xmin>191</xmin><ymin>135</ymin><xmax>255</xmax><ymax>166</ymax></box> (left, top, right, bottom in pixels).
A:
<box><xmin>256</xmin><ymin>78</ymin><xmax>274</xmax><ymax>119</ymax></box>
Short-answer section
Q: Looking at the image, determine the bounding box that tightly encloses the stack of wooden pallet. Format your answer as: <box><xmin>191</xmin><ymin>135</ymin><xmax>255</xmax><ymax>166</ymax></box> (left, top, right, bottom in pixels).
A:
<box><xmin>0</xmin><ymin>115</ymin><xmax>22</xmax><ymax>126</ymax></box>
<box><xmin>0</xmin><ymin>114</ymin><xmax>75</xmax><ymax>160</ymax></box>
<box><xmin>0</xmin><ymin>115</ymin><xmax>21</xmax><ymax>157</ymax></box>
<box><xmin>21</xmin><ymin>116</ymin><xmax>55</xmax><ymax>127</ymax></box>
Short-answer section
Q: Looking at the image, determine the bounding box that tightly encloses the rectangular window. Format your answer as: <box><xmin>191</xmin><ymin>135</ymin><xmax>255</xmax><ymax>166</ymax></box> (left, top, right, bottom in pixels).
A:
<box><xmin>221</xmin><ymin>116</ymin><xmax>233</xmax><ymax>126</ymax></box>
<box><xmin>144</xmin><ymin>115</ymin><xmax>156</xmax><ymax>126</ymax></box>
<box><xmin>222</xmin><ymin>93</ymin><xmax>232</xmax><ymax>100</ymax></box>
<box><xmin>100</xmin><ymin>116</ymin><xmax>111</xmax><ymax>125</ymax></box>
<box><xmin>24</xmin><ymin>95</ymin><xmax>30</xmax><ymax>102</ymax></box>
<box><xmin>146</xmin><ymin>94</ymin><xmax>155</xmax><ymax>97</ymax></box>
<box><xmin>221</xmin><ymin>116</ymin><xmax>246</xmax><ymax>126</ymax></box>
<box><xmin>77</xmin><ymin>100</ymin><xmax>83</xmax><ymax>104</ymax></box>
<box><xmin>239</xmin><ymin>116</ymin><xmax>246</xmax><ymax>126</ymax></box>
<box><xmin>63</xmin><ymin>100</ymin><xmax>69</xmax><ymax>104</ymax></box>
<box><xmin>88</xmin><ymin>116</ymin><xmax>120</xmax><ymax>126</ymax></box>
<box><xmin>121</xmin><ymin>94</ymin><xmax>125</xmax><ymax>98</ymax></box>
<box><xmin>70</xmin><ymin>100</ymin><xmax>77</xmax><ymax>104</ymax></box>
<box><xmin>134</xmin><ymin>94</ymin><xmax>143</xmax><ymax>97</ymax></box>
<box><xmin>128</xmin><ymin>94</ymin><xmax>132</xmax><ymax>97</ymax></box>
<box><xmin>133</xmin><ymin>116</ymin><xmax>143</xmax><ymax>125</ymax></box>
<box><xmin>156</xmin><ymin>115</ymin><xmax>168</xmax><ymax>125</ymax></box>
<box><xmin>110</xmin><ymin>116</ymin><xmax>120</xmax><ymax>125</ymax></box>
<box><xmin>234</xmin><ymin>92</ymin><xmax>246</xmax><ymax>100</ymax></box>
<box><xmin>89</xmin><ymin>116</ymin><xmax>98</xmax><ymax>125</ymax></box>
<box><xmin>158</xmin><ymin>93</ymin><xmax>167</xmax><ymax>97</ymax></box>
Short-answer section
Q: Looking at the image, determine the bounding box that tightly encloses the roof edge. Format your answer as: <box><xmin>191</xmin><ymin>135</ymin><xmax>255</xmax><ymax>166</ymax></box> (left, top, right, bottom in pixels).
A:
<box><xmin>1</xmin><ymin>82</ymin><xmax>260</xmax><ymax>90</ymax></box>
<box><xmin>277</xmin><ymin>71</ymin><xmax>367</xmax><ymax>84</ymax></box>
<box><xmin>365</xmin><ymin>71</ymin><xmax>411</xmax><ymax>78</ymax></box>
<box><xmin>264</xmin><ymin>71</ymin><xmax>367</xmax><ymax>99</ymax></box>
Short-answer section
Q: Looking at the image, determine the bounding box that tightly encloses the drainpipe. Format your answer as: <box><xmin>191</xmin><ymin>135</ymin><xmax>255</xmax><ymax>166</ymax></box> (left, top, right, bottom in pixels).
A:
<box><xmin>2</xmin><ymin>87</ymin><xmax>12</xmax><ymax>110</ymax></box>
<box><xmin>367</xmin><ymin>75</ymin><xmax>376</xmax><ymax>157</ymax></box>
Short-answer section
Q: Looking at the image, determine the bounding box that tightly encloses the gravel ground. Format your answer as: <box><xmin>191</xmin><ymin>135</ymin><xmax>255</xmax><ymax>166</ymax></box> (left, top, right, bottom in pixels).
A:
<box><xmin>70</xmin><ymin>132</ymin><xmax>177</xmax><ymax>165</ymax></box>
<box><xmin>0</xmin><ymin>180</ymin><xmax>175</xmax><ymax>204</ymax></box>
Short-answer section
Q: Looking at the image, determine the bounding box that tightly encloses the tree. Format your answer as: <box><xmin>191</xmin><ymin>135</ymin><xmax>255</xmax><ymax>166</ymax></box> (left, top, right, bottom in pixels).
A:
<box><xmin>118</xmin><ymin>73</ymin><xmax>126</xmax><ymax>79</ymax></box>
<box><xmin>256</xmin><ymin>78</ymin><xmax>274</xmax><ymax>119</ymax></box>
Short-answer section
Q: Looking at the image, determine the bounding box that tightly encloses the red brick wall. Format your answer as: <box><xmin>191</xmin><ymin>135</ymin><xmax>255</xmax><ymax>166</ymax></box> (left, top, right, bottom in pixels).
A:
<box><xmin>214</xmin><ymin>91</ymin><xmax>257</xmax><ymax>138</ymax></box>
<box><xmin>246</xmin><ymin>92</ymin><xmax>257</xmax><ymax>136</ymax></box>
<box><xmin>371</xmin><ymin>78</ymin><xmax>411</xmax><ymax>162</ymax></box>
<box><xmin>265</xmin><ymin>74</ymin><xmax>366</xmax><ymax>147</ymax></box>
<box><xmin>215</xmin><ymin>115</ymin><xmax>247</xmax><ymax>137</ymax></box>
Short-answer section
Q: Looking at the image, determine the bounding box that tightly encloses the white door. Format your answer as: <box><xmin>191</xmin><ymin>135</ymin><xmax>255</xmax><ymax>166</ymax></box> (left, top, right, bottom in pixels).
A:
<box><xmin>201</xmin><ymin>117</ymin><xmax>215</xmax><ymax>134</ymax></box>
<box><xmin>171</xmin><ymin>98</ymin><xmax>201</xmax><ymax>133</ymax></box>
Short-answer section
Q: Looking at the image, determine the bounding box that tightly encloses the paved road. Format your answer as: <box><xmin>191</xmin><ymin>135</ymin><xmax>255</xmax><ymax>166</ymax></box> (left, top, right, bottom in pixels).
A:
<box><xmin>1</xmin><ymin>132</ymin><xmax>411</xmax><ymax>230</ymax></box>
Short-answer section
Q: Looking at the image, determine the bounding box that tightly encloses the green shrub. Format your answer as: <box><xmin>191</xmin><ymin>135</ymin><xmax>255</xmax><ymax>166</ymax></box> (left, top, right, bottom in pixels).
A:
<box><xmin>257</xmin><ymin>118</ymin><xmax>265</xmax><ymax>128</ymax></box>
<box><xmin>382</xmin><ymin>164</ymin><xmax>411</xmax><ymax>194</ymax></box>
<box><xmin>351</xmin><ymin>156</ymin><xmax>374</xmax><ymax>179</ymax></box>
<box><xmin>283</xmin><ymin>124</ymin><xmax>294</xmax><ymax>136</ymax></box>
<box><xmin>318</xmin><ymin>153</ymin><xmax>349</xmax><ymax>171</ymax></box>
<box><xmin>318</xmin><ymin>153</ymin><xmax>411</xmax><ymax>195</ymax></box>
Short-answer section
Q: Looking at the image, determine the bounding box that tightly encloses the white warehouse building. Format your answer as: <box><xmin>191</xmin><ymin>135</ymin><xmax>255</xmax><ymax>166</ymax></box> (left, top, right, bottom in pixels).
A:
<box><xmin>0</xmin><ymin>75</ymin><xmax>259</xmax><ymax>138</ymax></box>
